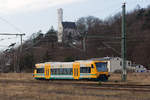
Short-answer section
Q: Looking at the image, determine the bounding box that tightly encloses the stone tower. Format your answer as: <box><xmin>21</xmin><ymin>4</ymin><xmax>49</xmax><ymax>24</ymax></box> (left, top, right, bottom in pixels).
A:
<box><xmin>57</xmin><ymin>8</ymin><xmax>63</xmax><ymax>43</ymax></box>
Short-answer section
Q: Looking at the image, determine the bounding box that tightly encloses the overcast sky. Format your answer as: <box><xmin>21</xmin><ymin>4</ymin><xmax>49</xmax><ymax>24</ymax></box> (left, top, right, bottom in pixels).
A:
<box><xmin>0</xmin><ymin>0</ymin><xmax>149</xmax><ymax>51</ymax></box>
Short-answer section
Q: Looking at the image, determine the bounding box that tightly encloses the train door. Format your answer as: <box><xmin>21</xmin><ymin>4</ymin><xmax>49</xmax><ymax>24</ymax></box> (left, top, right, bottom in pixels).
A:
<box><xmin>73</xmin><ymin>62</ymin><xmax>80</xmax><ymax>79</ymax></box>
<box><xmin>45</xmin><ymin>64</ymin><xmax>51</xmax><ymax>79</ymax></box>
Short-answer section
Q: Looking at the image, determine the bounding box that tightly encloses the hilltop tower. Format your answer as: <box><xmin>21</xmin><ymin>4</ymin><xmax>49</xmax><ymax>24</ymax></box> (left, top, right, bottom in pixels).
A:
<box><xmin>57</xmin><ymin>8</ymin><xmax>79</xmax><ymax>45</ymax></box>
<box><xmin>57</xmin><ymin>8</ymin><xmax>63</xmax><ymax>43</ymax></box>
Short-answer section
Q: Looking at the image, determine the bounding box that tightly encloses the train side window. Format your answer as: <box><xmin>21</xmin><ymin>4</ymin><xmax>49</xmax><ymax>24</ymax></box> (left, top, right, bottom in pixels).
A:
<box><xmin>52</xmin><ymin>69</ymin><xmax>54</xmax><ymax>75</ymax></box>
<box><xmin>68</xmin><ymin>69</ymin><xmax>70</xmax><ymax>75</ymax></box>
<box><xmin>58</xmin><ymin>69</ymin><xmax>60</xmax><ymax>75</ymax></box>
<box><xmin>53</xmin><ymin>69</ymin><xmax>56</xmax><ymax>75</ymax></box>
<box><xmin>51</xmin><ymin>69</ymin><xmax>53</xmax><ymax>75</ymax></box>
<box><xmin>69</xmin><ymin>68</ymin><xmax>71</xmax><ymax>75</ymax></box>
<box><xmin>60</xmin><ymin>68</ymin><xmax>63</xmax><ymax>75</ymax></box>
<box><xmin>55</xmin><ymin>69</ymin><xmax>56</xmax><ymax>75</ymax></box>
<box><xmin>80</xmin><ymin>67</ymin><xmax>91</xmax><ymax>73</ymax></box>
<box><xmin>91</xmin><ymin>64</ymin><xmax>94</xmax><ymax>68</ymax></box>
<box><xmin>66</xmin><ymin>68</ymin><xmax>70</xmax><ymax>75</ymax></box>
<box><xmin>37</xmin><ymin>68</ymin><xmax>44</xmax><ymax>73</ymax></box>
<box><xmin>56</xmin><ymin>69</ymin><xmax>59</xmax><ymax>75</ymax></box>
<box><xmin>62</xmin><ymin>68</ymin><xmax>65</xmax><ymax>75</ymax></box>
<box><xmin>64</xmin><ymin>69</ymin><xmax>67</xmax><ymax>75</ymax></box>
<box><xmin>66</xmin><ymin>68</ymin><xmax>68</xmax><ymax>75</ymax></box>
<box><xmin>53</xmin><ymin>69</ymin><xmax>55</xmax><ymax>75</ymax></box>
<box><xmin>71</xmin><ymin>68</ymin><xmax>73</xmax><ymax>75</ymax></box>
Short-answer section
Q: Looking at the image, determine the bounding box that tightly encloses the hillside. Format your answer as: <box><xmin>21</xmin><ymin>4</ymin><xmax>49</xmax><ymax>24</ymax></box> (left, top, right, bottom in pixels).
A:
<box><xmin>77</xmin><ymin>6</ymin><xmax>150</xmax><ymax>69</ymax></box>
<box><xmin>0</xmin><ymin>6</ymin><xmax>150</xmax><ymax>72</ymax></box>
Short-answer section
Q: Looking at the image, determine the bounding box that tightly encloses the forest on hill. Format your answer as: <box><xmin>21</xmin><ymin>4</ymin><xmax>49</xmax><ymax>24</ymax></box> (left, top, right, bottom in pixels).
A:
<box><xmin>0</xmin><ymin>5</ymin><xmax>150</xmax><ymax>72</ymax></box>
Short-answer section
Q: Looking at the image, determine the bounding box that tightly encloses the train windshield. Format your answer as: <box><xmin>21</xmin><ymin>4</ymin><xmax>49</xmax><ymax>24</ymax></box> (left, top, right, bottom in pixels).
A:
<box><xmin>95</xmin><ymin>62</ymin><xmax>107</xmax><ymax>72</ymax></box>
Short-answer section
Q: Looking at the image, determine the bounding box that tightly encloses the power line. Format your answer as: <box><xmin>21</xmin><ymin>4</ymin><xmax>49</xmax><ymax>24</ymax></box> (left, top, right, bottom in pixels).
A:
<box><xmin>0</xmin><ymin>37</ymin><xmax>21</xmax><ymax>42</ymax></box>
<box><xmin>86</xmin><ymin>34</ymin><xmax>150</xmax><ymax>40</ymax></box>
<box><xmin>87</xmin><ymin>35</ymin><xmax>121</xmax><ymax>39</ymax></box>
<box><xmin>0</xmin><ymin>16</ymin><xmax>23</xmax><ymax>33</ymax></box>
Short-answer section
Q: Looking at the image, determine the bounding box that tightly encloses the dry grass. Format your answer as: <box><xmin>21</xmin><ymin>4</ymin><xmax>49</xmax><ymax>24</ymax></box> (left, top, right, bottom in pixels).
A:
<box><xmin>0</xmin><ymin>73</ymin><xmax>150</xmax><ymax>100</ymax></box>
<box><xmin>109</xmin><ymin>73</ymin><xmax>150</xmax><ymax>85</ymax></box>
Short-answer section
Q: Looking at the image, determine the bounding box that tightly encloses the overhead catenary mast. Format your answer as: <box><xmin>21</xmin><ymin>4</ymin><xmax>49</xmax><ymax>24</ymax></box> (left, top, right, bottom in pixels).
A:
<box><xmin>0</xmin><ymin>33</ymin><xmax>25</xmax><ymax>72</ymax></box>
<box><xmin>121</xmin><ymin>1</ymin><xmax>127</xmax><ymax>81</ymax></box>
<box><xmin>0</xmin><ymin>33</ymin><xmax>25</xmax><ymax>51</ymax></box>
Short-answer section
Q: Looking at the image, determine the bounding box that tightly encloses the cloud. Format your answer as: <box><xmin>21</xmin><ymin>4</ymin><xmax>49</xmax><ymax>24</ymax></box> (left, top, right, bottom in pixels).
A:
<box><xmin>0</xmin><ymin>0</ymin><xmax>85</xmax><ymax>14</ymax></box>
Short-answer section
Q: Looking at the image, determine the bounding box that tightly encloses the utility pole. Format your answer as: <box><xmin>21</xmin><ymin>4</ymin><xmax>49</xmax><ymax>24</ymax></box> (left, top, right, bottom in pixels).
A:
<box><xmin>20</xmin><ymin>34</ymin><xmax>24</xmax><ymax>54</ymax></box>
<box><xmin>18</xmin><ymin>34</ymin><xmax>25</xmax><ymax>72</ymax></box>
<box><xmin>121</xmin><ymin>2</ymin><xmax>127</xmax><ymax>81</ymax></box>
<box><xmin>83</xmin><ymin>31</ymin><xmax>88</xmax><ymax>56</ymax></box>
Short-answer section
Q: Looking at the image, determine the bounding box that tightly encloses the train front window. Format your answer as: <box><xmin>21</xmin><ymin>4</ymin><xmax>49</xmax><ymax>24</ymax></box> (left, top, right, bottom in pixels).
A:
<box><xmin>95</xmin><ymin>62</ymin><xmax>107</xmax><ymax>72</ymax></box>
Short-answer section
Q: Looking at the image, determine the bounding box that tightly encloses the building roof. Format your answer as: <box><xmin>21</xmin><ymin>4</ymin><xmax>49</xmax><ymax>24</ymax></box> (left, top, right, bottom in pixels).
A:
<box><xmin>90</xmin><ymin>57</ymin><xmax>112</xmax><ymax>61</ymax></box>
<box><xmin>90</xmin><ymin>57</ymin><xmax>123</xmax><ymax>61</ymax></box>
<box><xmin>62</xmin><ymin>22</ymin><xmax>76</xmax><ymax>29</ymax></box>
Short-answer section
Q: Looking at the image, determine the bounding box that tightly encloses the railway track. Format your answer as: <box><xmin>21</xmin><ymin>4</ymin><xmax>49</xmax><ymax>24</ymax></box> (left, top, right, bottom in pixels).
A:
<box><xmin>1</xmin><ymin>79</ymin><xmax>150</xmax><ymax>92</ymax></box>
<box><xmin>81</xmin><ymin>85</ymin><xmax>150</xmax><ymax>92</ymax></box>
<box><xmin>34</xmin><ymin>80</ymin><xmax>150</xmax><ymax>92</ymax></box>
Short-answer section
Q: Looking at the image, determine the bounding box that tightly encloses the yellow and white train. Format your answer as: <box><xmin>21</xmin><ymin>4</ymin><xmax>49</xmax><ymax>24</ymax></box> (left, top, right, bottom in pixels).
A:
<box><xmin>33</xmin><ymin>60</ymin><xmax>110</xmax><ymax>81</ymax></box>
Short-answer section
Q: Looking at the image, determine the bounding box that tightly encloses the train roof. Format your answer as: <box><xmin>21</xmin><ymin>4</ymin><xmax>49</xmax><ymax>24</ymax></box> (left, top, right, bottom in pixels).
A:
<box><xmin>75</xmin><ymin>60</ymin><xmax>94</xmax><ymax>63</ymax></box>
<box><xmin>75</xmin><ymin>60</ymin><xmax>107</xmax><ymax>63</ymax></box>
<box><xmin>45</xmin><ymin>62</ymin><xmax>73</xmax><ymax>64</ymax></box>
<box><xmin>36</xmin><ymin>60</ymin><xmax>107</xmax><ymax>65</ymax></box>
<box><xmin>35</xmin><ymin>63</ymin><xmax>45</xmax><ymax>68</ymax></box>
<box><xmin>35</xmin><ymin>63</ymin><xmax>45</xmax><ymax>66</ymax></box>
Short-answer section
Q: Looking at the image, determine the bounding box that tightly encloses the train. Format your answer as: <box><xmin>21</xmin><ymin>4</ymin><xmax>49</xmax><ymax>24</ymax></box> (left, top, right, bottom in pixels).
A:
<box><xmin>33</xmin><ymin>60</ymin><xmax>110</xmax><ymax>81</ymax></box>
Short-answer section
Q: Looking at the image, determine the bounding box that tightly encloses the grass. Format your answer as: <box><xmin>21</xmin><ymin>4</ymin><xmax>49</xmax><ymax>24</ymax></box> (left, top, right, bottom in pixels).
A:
<box><xmin>108</xmin><ymin>73</ymin><xmax>150</xmax><ymax>85</ymax></box>
<box><xmin>0</xmin><ymin>73</ymin><xmax>150</xmax><ymax>100</ymax></box>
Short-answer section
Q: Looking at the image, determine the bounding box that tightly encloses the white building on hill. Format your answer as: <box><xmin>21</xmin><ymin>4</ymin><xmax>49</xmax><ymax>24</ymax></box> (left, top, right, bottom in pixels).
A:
<box><xmin>57</xmin><ymin>8</ymin><xmax>80</xmax><ymax>44</ymax></box>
